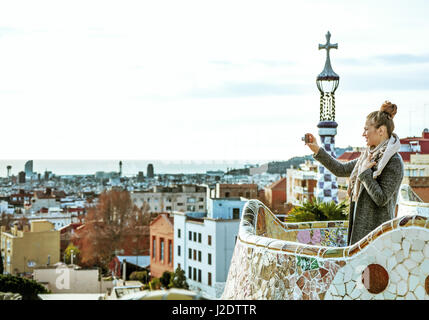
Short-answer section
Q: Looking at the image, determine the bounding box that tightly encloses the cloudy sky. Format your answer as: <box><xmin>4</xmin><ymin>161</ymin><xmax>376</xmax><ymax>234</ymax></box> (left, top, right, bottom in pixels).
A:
<box><xmin>0</xmin><ymin>0</ymin><xmax>428</xmax><ymax>164</ymax></box>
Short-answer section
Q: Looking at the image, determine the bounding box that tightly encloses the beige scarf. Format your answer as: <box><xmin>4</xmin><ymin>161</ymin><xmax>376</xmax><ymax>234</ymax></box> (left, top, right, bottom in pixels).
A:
<box><xmin>347</xmin><ymin>133</ymin><xmax>400</xmax><ymax>202</ymax></box>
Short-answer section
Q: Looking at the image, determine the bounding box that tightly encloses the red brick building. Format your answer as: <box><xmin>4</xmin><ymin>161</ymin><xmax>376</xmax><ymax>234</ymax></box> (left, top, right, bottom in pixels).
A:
<box><xmin>264</xmin><ymin>177</ymin><xmax>287</xmax><ymax>214</ymax></box>
<box><xmin>149</xmin><ymin>213</ymin><xmax>174</xmax><ymax>278</ymax></box>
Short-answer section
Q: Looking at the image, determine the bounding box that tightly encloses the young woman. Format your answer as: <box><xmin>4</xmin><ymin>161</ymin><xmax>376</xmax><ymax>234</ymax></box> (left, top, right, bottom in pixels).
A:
<box><xmin>305</xmin><ymin>101</ymin><xmax>404</xmax><ymax>245</ymax></box>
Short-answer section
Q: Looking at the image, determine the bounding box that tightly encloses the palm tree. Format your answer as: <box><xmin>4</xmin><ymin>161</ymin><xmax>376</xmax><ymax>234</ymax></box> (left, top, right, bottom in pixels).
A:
<box><xmin>286</xmin><ymin>198</ymin><xmax>349</xmax><ymax>222</ymax></box>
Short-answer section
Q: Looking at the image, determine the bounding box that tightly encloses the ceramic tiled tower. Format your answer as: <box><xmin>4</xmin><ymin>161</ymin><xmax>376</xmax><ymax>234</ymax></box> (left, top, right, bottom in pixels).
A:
<box><xmin>316</xmin><ymin>31</ymin><xmax>339</xmax><ymax>203</ymax></box>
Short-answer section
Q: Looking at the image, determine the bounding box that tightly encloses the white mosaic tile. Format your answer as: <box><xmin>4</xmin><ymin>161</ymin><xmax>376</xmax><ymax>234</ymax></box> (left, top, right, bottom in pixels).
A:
<box><xmin>410</xmin><ymin>251</ymin><xmax>424</xmax><ymax>264</ymax></box>
<box><xmin>392</xmin><ymin>243</ymin><xmax>401</xmax><ymax>252</ymax></box>
<box><xmin>405</xmin><ymin>292</ymin><xmax>416</xmax><ymax>300</ymax></box>
<box><xmin>408</xmin><ymin>275</ymin><xmax>419</xmax><ymax>293</ymax></box>
<box><xmin>397</xmin><ymin>280</ymin><xmax>408</xmax><ymax>296</ymax></box>
<box><xmin>402</xmin><ymin>239</ymin><xmax>411</xmax><ymax>257</ymax></box>
<box><xmin>395</xmin><ymin>263</ymin><xmax>409</xmax><ymax>280</ymax></box>
<box><xmin>423</xmin><ymin>243</ymin><xmax>429</xmax><ymax>258</ymax></box>
<box><xmin>387</xmin><ymin>256</ymin><xmax>396</xmax><ymax>271</ymax></box>
<box><xmin>403</xmin><ymin>258</ymin><xmax>418</xmax><ymax>270</ymax></box>
<box><xmin>414</xmin><ymin>285</ymin><xmax>426</xmax><ymax>300</ymax></box>
<box><xmin>419</xmin><ymin>258</ymin><xmax>429</xmax><ymax>273</ymax></box>
<box><xmin>395</xmin><ymin>251</ymin><xmax>405</xmax><ymax>264</ymax></box>
<box><xmin>391</xmin><ymin>231</ymin><xmax>402</xmax><ymax>243</ymax></box>
<box><xmin>412</xmin><ymin>239</ymin><xmax>425</xmax><ymax>251</ymax></box>
<box><xmin>345</xmin><ymin>281</ymin><xmax>354</xmax><ymax>295</ymax></box>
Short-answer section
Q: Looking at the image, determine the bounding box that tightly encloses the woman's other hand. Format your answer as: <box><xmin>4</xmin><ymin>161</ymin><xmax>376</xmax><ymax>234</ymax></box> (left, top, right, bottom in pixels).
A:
<box><xmin>361</xmin><ymin>153</ymin><xmax>377</xmax><ymax>171</ymax></box>
<box><xmin>305</xmin><ymin>133</ymin><xmax>320</xmax><ymax>154</ymax></box>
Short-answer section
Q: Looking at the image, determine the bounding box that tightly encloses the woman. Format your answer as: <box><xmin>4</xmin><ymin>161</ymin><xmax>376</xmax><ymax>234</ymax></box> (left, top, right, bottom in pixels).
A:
<box><xmin>305</xmin><ymin>101</ymin><xmax>404</xmax><ymax>245</ymax></box>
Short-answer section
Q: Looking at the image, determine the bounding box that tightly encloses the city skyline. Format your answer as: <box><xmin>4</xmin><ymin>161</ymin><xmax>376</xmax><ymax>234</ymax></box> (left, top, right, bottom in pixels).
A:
<box><xmin>0</xmin><ymin>0</ymin><xmax>428</xmax><ymax>161</ymax></box>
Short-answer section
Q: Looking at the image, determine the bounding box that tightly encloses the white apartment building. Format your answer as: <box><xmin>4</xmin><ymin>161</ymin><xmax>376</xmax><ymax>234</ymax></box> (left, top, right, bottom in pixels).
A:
<box><xmin>131</xmin><ymin>185</ymin><xmax>206</xmax><ymax>213</ymax></box>
<box><xmin>286</xmin><ymin>162</ymin><xmax>318</xmax><ymax>206</ymax></box>
<box><xmin>173</xmin><ymin>197</ymin><xmax>248</xmax><ymax>299</ymax></box>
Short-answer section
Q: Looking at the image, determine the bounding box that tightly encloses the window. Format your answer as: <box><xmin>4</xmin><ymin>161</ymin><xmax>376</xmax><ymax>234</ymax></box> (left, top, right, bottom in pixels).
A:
<box><xmin>246</xmin><ymin>192</ymin><xmax>250</xmax><ymax>198</ymax></box>
<box><xmin>168</xmin><ymin>241</ymin><xmax>172</xmax><ymax>263</ymax></box>
<box><xmin>189</xmin><ymin>231</ymin><xmax>192</xmax><ymax>241</ymax></box>
<box><xmin>188</xmin><ymin>267</ymin><xmax>192</xmax><ymax>279</ymax></box>
<box><xmin>166</xmin><ymin>206</ymin><xmax>172</xmax><ymax>210</ymax></box>
<box><xmin>152</xmin><ymin>238</ymin><xmax>156</xmax><ymax>259</ymax></box>
<box><xmin>198</xmin><ymin>197</ymin><xmax>204</xmax><ymax>202</ymax></box>
<box><xmin>233</xmin><ymin>208</ymin><xmax>240</xmax><ymax>219</ymax></box>
<box><xmin>199</xmin><ymin>205</ymin><xmax>204</xmax><ymax>210</ymax></box>
<box><xmin>198</xmin><ymin>251</ymin><xmax>201</xmax><ymax>262</ymax></box>
<box><xmin>178</xmin><ymin>245</ymin><xmax>181</xmax><ymax>257</ymax></box>
<box><xmin>193</xmin><ymin>268</ymin><xmax>196</xmax><ymax>281</ymax></box>
<box><xmin>198</xmin><ymin>233</ymin><xmax>201</xmax><ymax>243</ymax></box>
<box><xmin>178</xmin><ymin>229</ymin><xmax>181</xmax><ymax>238</ymax></box>
<box><xmin>160</xmin><ymin>239</ymin><xmax>164</xmax><ymax>261</ymax></box>
<box><xmin>208</xmin><ymin>235</ymin><xmax>212</xmax><ymax>246</ymax></box>
<box><xmin>178</xmin><ymin>263</ymin><xmax>181</xmax><ymax>270</ymax></box>
<box><xmin>225</xmin><ymin>192</ymin><xmax>230</xmax><ymax>198</ymax></box>
<box><xmin>177</xmin><ymin>202</ymin><xmax>184</xmax><ymax>206</ymax></box>
<box><xmin>188</xmin><ymin>248</ymin><xmax>192</xmax><ymax>259</ymax></box>
<box><xmin>239</xmin><ymin>192</ymin><xmax>243</xmax><ymax>197</ymax></box>
<box><xmin>193</xmin><ymin>232</ymin><xmax>196</xmax><ymax>242</ymax></box>
<box><xmin>208</xmin><ymin>253</ymin><xmax>212</xmax><ymax>265</ymax></box>
<box><xmin>198</xmin><ymin>269</ymin><xmax>202</xmax><ymax>283</ymax></box>
<box><xmin>208</xmin><ymin>272</ymin><xmax>212</xmax><ymax>286</ymax></box>
<box><xmin>193</xmin><ymin>250</ymin><xmax>196</xmax><ymax>260</ymax></box>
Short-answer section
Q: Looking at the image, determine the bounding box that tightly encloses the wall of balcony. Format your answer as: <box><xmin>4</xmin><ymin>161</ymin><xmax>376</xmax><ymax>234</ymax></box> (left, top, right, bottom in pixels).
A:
<box><xmin>222</xmin><ymin>199</ymin><xmax>429</xmax><ymax>300</ymax></box>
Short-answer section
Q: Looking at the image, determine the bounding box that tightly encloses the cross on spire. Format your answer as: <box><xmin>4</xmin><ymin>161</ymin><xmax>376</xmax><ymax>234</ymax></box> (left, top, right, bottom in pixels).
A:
<box><xmin>317</xmin><ymin>31</ymin><xmax>339</xmax><ymax>80</ymax></box>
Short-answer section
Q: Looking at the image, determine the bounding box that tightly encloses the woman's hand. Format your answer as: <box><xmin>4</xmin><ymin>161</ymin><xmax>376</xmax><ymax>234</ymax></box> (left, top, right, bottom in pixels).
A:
<box><xmin>361</xmin><ymin>153</ymin><xmax>377</xmax><ymax>171</ymax></box>
<box><xmin>304</xmin><ymin>133</ymin><xmax>320</xmax><ymax>154</ymax></box>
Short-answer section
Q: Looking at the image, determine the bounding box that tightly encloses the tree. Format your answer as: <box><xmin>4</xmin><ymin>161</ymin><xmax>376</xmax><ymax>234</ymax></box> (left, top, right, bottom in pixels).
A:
<box><xmin>286</xmin><ymin>198</ymin><xmax>349</xmax><ymax>222</ymax></box>
<box><xmin>0</xmin><ymin>274</ymin><xmax>49</xmax><ymax>300</ymax></box>
<box><xmin>129</xmin><ymin>270</ymin><xmax>149</xmax><ymax>284</ymax></box>
<box><xmin>75</xmin><ymin>190</ymin><xmax>149</xmax><ymax>270</ymax></box>
<box><xmin>168</xmin><ymin>266</ymin><xmax>189</xmax><ymax>290</ymax></box>
<box><xmin>64</xmin><ymin>243</ymin><xmax>80</xmax><ymax>265</ymax></box>
<box><xmin>0</xmin><ymin>213</ymin><xmax>13</xmax><ymax>230</ymax></box>
<box><xmin>160</xmin><ymin>271</ymin><xmax>173</xmax><ymax>288</ymax></box>
<box><xmin>149</xmin><ymin>277</ymin><xmax>161</xmax><ymax>290</ymax></box>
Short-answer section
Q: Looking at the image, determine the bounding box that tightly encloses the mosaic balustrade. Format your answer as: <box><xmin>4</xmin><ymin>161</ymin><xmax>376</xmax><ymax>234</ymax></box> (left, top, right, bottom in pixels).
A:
<box><xmin>222</xmin><ymin>200</ymin><xmax>429</xmax><ymax>300</ymax></box>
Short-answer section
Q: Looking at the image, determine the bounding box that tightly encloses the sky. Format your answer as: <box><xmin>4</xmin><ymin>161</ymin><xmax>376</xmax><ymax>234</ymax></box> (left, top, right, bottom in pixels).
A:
<box><xmin>0</xmin><ymin>0</ymin><xmax>428</xmax><ymax>172</ymax></box>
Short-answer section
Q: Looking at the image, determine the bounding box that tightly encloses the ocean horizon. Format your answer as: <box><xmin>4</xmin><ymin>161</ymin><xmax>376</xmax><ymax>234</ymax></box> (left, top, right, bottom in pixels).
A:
<box><xmin>0</xmin><ymin>159</ymin><xmax>276</xmax><ymax>177</ymax></box>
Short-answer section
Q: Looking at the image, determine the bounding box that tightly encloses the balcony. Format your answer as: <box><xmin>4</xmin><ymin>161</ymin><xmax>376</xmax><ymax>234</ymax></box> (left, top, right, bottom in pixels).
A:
<box><xmin>222</xmin><ymin>189</ymin><xmax>429</xmax><ymax>300</ymax></box>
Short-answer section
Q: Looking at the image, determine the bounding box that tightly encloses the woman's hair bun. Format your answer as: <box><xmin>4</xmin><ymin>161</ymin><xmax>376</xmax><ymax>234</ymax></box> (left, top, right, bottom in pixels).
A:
<box><xmin>380</xmin><ymin>100</ymin><xmax>397</xmax><ymax>119</ymax></box>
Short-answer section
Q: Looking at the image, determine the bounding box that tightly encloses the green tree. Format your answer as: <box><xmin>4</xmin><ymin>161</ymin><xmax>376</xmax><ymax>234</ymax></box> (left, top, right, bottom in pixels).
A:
<box><xmin>160</xmin><ymin>271</ymin><xmax>173</xmax><ymax>288</ymax></box>
<box><xmin>168</xmin><ymin>266</ymin><xmax>189</xmax><ymax>290</ymax></box>
<box><xmin>0</xmin><ymin>274</ymin><xmax>49</xmax><ymax>300</ymax></box>
<box><xmin>149</xmin><ymin>277</ymin><xmax>161</xmax><ymax>290</ymax></box>
<box><xmin>64</xmin><ymin>243</ymin><xmax>80</xmax><ymax>265</ymax></box>
<box><xmin>129</xmin><ymin>270</ymin><xmax>149</xmax><ymax>284</ymax></box>
<box><xmin>286</xmin><ymin>198</ymin><xmax>349</xmax><ymax>222</ymax></box>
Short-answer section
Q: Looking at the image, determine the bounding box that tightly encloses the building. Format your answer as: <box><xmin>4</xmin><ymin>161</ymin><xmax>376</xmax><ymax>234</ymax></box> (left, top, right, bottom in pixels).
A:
<box><xmin>1</xmin><ymin>220</ymin><xmax>60</xmax><ymax>275</ymax></box>
<box><xmin>18</xmin><ymin>171</ymin><xmax>26</xmax><ymax>184</ymax></box>
<box><xmin>28</xmin><ymin>188</ymin><xmax>61</xmax><ymax>213</ymax></box>
<box><xmin>147</xmin><ymin>164</ymin><xmax>154</xmax><ymax>179</ymax></box>
<box><xmin>286</xmin><ymin>161</ymin><xmax>318</xmax><ymax>206</ymax></box>
<box><xmin>399</xmin><ymin>128</ymin><xmax>429</xmax><ymax>162</ymax></box>
<box><xmin>173</xmin><ymin>197</ymin><xmax>247</xmax><ymax>299</ymax></box>
<box><xmin>249</xmin><ymin>163</ymin><xmax>269</xmax><ymax>175</ymax></box>
<box><xmin>33</xmin><ymin>263</ymin><xmax>113</xmax><ymax>294</ymax></box>
<box><xmin>137</xmin><ymin>171</ymin><xmax>145</xmax><ymax>182</ymax></box>
<box><xmin>149</xmin><ymin>213</ymin><xmax>174</xmax><ymax>278</ymax></box>
<box><xmin>24</xmin><ymin>160</ymin><xmax>33</xmax><ymax>178</ymax></box>
<box><xmin>59</xmin><ymin>222</ymin><xmax>83</xmax><ymax>257</ymax></box>
<box><xmin>402</xmin><ymin>176</ymin><xmax>429</xmax><ymax>203</ymax></box>
<box><xmin>131</xmin><ymin>185</ymin><xmax>206</xmax><ymax>213</ymax></box>
<box><xmin>213</xmin><ymin>183</ymin><xmax>258</xmax><ymax>199</ymax></box>
<box><xmin>264</xmin><ymin>177</ymin><xmax>287</xmax><ymax>214</ymax></box>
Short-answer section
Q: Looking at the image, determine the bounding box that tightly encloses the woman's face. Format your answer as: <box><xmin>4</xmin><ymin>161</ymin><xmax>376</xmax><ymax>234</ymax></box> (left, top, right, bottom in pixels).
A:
<box><xmin>363</xmin><ymin>120</ymin><xmax>382</xmax><ymax>147</ymax></box>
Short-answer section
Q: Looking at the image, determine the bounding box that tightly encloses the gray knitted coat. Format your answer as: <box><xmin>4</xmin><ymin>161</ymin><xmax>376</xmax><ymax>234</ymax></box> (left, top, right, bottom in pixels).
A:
<box><xmin>313</xmin><ymin>147</ymin><xmax>404</xmax><ymax>245</ymax></box>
